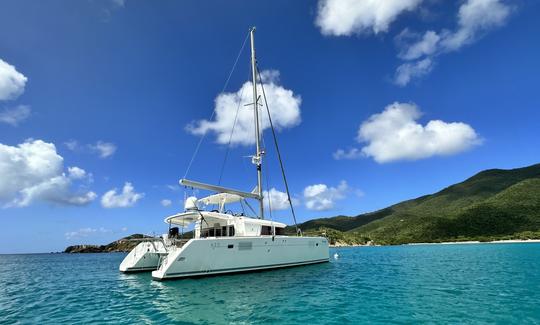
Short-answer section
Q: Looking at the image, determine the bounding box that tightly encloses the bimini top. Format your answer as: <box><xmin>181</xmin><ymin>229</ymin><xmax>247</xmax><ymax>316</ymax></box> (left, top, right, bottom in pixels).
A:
<box><xmin>164</xmin><ymin>210</ymin><xmax>287</xmax><ymax>228</ymax></box>
<box><xmin>164</xmin><ymin>211</ymin><xmax>233</xmax><ymax>227</ymax></box>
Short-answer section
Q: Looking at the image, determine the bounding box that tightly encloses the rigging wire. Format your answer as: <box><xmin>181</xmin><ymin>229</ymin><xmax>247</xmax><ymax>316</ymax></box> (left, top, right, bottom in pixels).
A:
<box><xmin>261</xmin><ymin>133</ymin><xmax>274</xmax><ymax>221</ymax></box>
<box><xmin>256</xmin><ymin>65</ymin><xmax>299</xmax><ymax>234</ymax></box>
<box><xmin>217</xmin><ymin>64</ymin><xmax>251</xmax><ymax>185</ymax></box>
<box><xmin>183</xmin><ymin>31</ymin><xmax>251</xmax><ymax>180</ymax></box>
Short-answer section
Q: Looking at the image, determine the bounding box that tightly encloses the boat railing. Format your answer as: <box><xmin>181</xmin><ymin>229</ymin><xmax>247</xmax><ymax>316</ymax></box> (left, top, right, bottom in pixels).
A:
<box><xmin>172</xmin><ymin>238</ymin><xmax>190</xmax><ymax>248</ymax></box>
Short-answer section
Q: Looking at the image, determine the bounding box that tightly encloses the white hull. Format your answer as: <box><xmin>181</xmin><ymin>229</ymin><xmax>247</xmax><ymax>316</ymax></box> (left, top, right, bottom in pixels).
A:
<box><xmin>119</xmin><ymin>241</ymin><xmax>167</xmax><ymax>273</ymax></box>
<box><xmin>151</xmin><ymin>236</ymin><xmax>329</xmax><ymax>280</ymax></box>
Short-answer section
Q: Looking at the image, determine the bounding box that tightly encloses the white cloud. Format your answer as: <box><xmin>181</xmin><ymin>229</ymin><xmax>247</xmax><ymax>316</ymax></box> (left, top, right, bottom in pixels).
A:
<box><xmin>111</xmin><ymin>0</ymin><xmax>125</xmax><ymax>7</ymax></box>
<box><xmin>355</xmin><ymin>102</ymin><xmax>481</xmax><ymax>163</ymax></box>
<box><xmin>166</xmin><ymin>184</ymin><xmax>180</xmax><ymax>191</ymax></box>
<box><xmin>442</xmin><ymin>0</ymin><xmax>511</xmax><ymax>51</ymax></box>
<box><xmin>121</xmin><ymin>227</ymin><xmax>128</xmax><ymax>232</ymax></box>
<box><xmin>160</xmin><ymin>199</ymin><xmax>172</xmax><ymax>207</ymax></box>
<box><xmin>101</xmin><ymin>182</ymin><xmax>144</xmax><ymax>208</ymax></box>
<box><xmin>89</xmin><ymin>141</ymin><xmax>117</xmax><ymax>158</ymax></box>
<box><xmin>394</xmin><ymin>58</ymin><xmax>433</xmax><ymax>87</ymax></box>
<box><xmin>0</xmin><ymin>139</ymin><xmax>96</xmax><ymax>207</ymax></box>
<box><xmin>263</xmin><ymin>188</ymin><xmax>298</xmax><ymax>211</ymax></box>
<box><xmin>303</xmin><ymin>180</ymin><xmax>349</xmax><ymax>211</ymax></box>
<box><xmin>395</xmin><ymin>0</ymin><xmax>511</xmax><ymax>85</ymax></box>
<box><xmin>0</xmin><ymin>59</ymin><xmax>27</xmax><ymax>101</ymax></box>
<box><xmin>187</xmin><ymin>70</ymin><xmax>301</xmax><ymax>146</ymax></box>
<box><xmin>64</xmin><ymin>140</ymin><xmax>79</xmax><ymax>151</ymax></box>
<box><xmin>65</xmin><ymin>227</ymin><xmax>111</xmax><ymax>240</ymax></box>
<box><xmin>0</xmin><ymin>105</ymin><xmax>31</xmax><ymax>126</ymax></box>
<box><xmin>333</xmin><ymin>148</ymin><xmax>363</xmax><ymax>160</ymax></box>
<box><xmin>316</xmin><ymin>0</ymin><xmax>423</xmax><ymax>35</ymax></box>
<box><xmin>67</xmin><ymin>166</ymin><xmax>87</xmax><ymax>180</ymax></box>
<box><xmin>397</xmin><ymin>29</ymin><xmax>441</xmax><ymax>60</ymax></box>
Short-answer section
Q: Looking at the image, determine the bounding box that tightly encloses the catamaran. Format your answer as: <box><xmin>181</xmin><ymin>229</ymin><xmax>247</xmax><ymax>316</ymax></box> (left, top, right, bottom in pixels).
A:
<box><xmin>119</xmin><ymin>238</ymin><xmax>166</xmax><ymax>273</ymax></box>
<box><xmin>120</xmin><ymin>27</ymin><xmax>329</xmax><ymax>280</ymax></box>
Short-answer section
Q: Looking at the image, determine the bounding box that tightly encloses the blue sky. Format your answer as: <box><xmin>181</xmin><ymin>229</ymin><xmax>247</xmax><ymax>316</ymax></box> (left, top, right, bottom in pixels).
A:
<box><xmin>1</xmin><ymin>0</ymin><xmax>539</xmax><ymax>253</ymax></box>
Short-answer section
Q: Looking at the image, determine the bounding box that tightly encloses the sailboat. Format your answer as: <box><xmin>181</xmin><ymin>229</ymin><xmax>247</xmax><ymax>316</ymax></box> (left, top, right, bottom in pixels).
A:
<box><xmin>122</xmin><ymin>27</ymin><xmax>329</xmax><ymax>280</ymax></box>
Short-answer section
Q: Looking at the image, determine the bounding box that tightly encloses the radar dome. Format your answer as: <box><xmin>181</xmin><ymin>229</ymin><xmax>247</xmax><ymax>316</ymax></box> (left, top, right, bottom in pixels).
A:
<box><xmin>184</xmin><ymin>196</ymin><xmax>198</xmax><ymax>211</ymax></box>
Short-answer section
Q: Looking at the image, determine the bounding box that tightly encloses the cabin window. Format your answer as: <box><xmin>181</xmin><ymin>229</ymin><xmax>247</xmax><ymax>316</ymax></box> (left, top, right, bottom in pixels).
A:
<box><xmin>208</xmin><ymin>229</ymin><xmax>215</xmax><ymax>237</ymax></box>
<box><xmin>260</xmin><ymin>226</ymin><xmax>284</xmax><ymax>235</ymax></box>
<box><xmin>228</xmin><ymin>226</ymin><xmax>235</xmax><ymax>237</ymax></box>
<box><xmin>261</xmin><ymin>226</ymin><xmax>272</xmax><ymax>235</ymax></box>
<box><xmin>222</xmin><ymin>226</ymin><xmax>227</xmax><ymax>236</ymax></box>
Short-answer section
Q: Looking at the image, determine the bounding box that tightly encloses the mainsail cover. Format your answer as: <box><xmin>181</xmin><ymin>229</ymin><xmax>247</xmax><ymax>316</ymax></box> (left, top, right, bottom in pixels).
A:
<box><xmin>198</xmin><ymin>193</ymin><xmax>243</xmax><ymax>206</ymax></box>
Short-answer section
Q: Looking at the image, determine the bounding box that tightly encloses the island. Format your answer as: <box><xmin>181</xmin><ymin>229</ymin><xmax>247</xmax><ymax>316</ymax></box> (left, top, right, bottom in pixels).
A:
<box><xmin>65</xmin><ymin>234</ymin><xmax>150</xmax><ymax>253</ymax></box>
<box><xmin>66</xmin><ymin>163</ymin><xmax>540</xmax><ymax>251</ymax></box>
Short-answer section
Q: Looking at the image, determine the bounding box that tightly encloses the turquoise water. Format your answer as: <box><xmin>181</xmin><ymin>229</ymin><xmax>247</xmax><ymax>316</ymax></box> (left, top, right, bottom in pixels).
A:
<box><xmin>1</xmin><ymin>244</ymin><xmax>540</xmax><ymax>324</ymax></box>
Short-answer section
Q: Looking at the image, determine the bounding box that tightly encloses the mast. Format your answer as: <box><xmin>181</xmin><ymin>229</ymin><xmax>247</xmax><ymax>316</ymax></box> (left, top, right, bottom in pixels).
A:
<box><xmin>250</xmin><ymin>27</ymin><xmax>264</xmax><ymax>219</ymax></box>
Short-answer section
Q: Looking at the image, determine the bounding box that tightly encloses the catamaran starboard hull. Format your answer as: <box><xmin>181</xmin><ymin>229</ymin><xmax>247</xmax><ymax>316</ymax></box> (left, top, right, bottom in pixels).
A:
<box><xmin>151</xmin><ymin>236</ymin><xmax>329</xmax><ymax>280</ymax></box>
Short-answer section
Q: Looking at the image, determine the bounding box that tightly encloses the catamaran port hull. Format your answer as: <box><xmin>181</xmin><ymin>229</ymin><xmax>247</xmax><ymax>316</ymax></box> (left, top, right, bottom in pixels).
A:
<box><xmin>151</xmin><ymin>236</ymin><xmax>329</xmax><ymax>280</ymax></box>
<box><xmin>119</xmin><ymin>241</ymin><xmax>167</xmax><ymax>273</ymax></box>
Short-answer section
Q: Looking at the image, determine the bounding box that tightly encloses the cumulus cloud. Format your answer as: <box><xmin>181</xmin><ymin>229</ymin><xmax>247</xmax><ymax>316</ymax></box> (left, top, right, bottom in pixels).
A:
<box><xmin>89</xmin><ymin>141</ymin><xmax>117</xmax><ymax>158</ymax></box>
<box><xmin>442</xmin><ymin>0</ymin><xmax>511</xmax><ymax>51</ymax></box>
<box><xmin>101</xmin><ymin>182</ymin><xmax>144</xmax><ymax>208</ymax></box>
<box><xmin>397</xmin><ymin>29</ymin><xmax>440</xmax><ymax>60</ymax></box>
<box><xmin>316</xmin><ymin>0</ymin><xmax>424</xmax><ymax>35</ymax></box>
<box><xmin>187</xmin><ymin>70</ymin><xmax>301</xmax><ymax>146</ymax></box>
<box><xmin>67</xmin><ymin>166</ymin><xmax>87</xmax><ymax>180</ymax></box>
<box><xmin>303</xmin><ymin>180</ymin><xmax>349</xmax><ymax>211</ymax></box>
<box><xmin>65</xmin><ymin>227</ymin><xmax>111</xmax><ymax>240</ymax></box>
<box><xmin>314</xmin><ymin>0</ymin><xmax>513</xmax><ymax>86</ymax></box>
<box><xmin>161</xmin><ymin>199</ymin><xmax>172</xmax><ymax>207</ymax></box>
<box><xmin>0</xmin><ymin>140</ymin><xmax>96</xmax><ymax>207</ymax></box>
<box><xmin>0</xmin><ymin>105</ymin><xmax>31</xmax><ymax>126</ymax></box>
<box><xmin>263</xmin><ymin>188</ymin><xmax>298</xmax><ymax>211</ymax></box>
<box><xmin>333</xmin><ymin>148</ymin><xmax>363</xmax><ymax>160</ymax></box>
<box><xmin>65</xmin><ymin>140</ymin><xmax>117</xmax><ymax>158</ymax></box>
<box><xmin>394</xmin><ymin>58</ymin><xmax>433</xmax><ymax>87</ymax></box>
<box><xmin>351</xmin><ymin>102</ymin><xmax>481</xmax><ymax>163</ymax></box>
<box><xmin>0</xmin><ymin>59</ymin><xmax>27</xmax><ymax>101</ymax></box>
<box><xmin>64</xmin><ymin>140</ymin><xmax>79</xmax><ymax>151</ymax></box>
<box><xmin>395</xmin><ymin>0</ymin><xmax>511</xmax><ymax>85</ymax></box>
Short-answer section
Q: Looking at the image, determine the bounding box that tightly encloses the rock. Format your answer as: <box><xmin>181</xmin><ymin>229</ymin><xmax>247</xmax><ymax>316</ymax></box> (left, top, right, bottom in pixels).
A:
<box><xmin>64</xmin><ymin>234</ymin><xmax>150</xmax><ymax>253</ymax></box>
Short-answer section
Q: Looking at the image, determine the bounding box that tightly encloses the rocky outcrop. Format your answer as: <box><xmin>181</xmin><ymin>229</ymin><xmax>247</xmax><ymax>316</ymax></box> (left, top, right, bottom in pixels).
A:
<box><xmin>64</xmin><ymin>234</ymin><xmax>150</xmax><ymax>253</ymax></box>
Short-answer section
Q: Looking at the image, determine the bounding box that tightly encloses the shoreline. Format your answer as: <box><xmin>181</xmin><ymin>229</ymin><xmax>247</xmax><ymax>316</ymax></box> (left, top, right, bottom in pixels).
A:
<box><xmin>407</xmin><ymin>239</ymin><xmax>540</xmax><ymax>246</ymax></box>
<box><xmin>330</xmin><ymin>239</ymin><xmax>540</xmax><ymax>248</ymax></box>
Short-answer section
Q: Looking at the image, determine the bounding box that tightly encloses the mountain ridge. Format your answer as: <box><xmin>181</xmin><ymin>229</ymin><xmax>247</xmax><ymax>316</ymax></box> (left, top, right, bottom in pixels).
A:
<box><xmin>297</xmin><ymin>163</ymin><xmax>540</xmax><ymax>244</ymax></box>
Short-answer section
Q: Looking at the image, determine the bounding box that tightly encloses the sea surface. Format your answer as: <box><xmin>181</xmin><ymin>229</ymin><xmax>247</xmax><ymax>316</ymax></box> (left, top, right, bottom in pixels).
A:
<box><xmin>1</xmin><ymin>243</ymin><xmax>540</xmax><ymax>324</ymax></box>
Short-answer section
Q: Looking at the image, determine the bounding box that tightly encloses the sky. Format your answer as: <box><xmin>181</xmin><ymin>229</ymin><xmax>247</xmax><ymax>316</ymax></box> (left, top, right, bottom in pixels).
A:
<box><xmin>1</xmin><ymin>0</ymin><xmax>539</xmax><ymax>253</ymax></box>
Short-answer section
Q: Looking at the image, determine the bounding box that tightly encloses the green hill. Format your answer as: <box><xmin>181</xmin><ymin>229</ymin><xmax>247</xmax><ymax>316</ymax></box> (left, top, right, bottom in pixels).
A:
<box><xmin>65</xmin><ymin>234</ymin><xmax>151</xmax><ymax>253</ymax></box>
<box><xmin>297</xmin><ymin>163</ymin><xmax>540</xmax><ymax>245</ymax></box>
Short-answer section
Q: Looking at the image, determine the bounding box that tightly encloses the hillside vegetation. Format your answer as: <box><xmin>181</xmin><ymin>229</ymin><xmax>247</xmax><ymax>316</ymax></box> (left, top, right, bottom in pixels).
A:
<box><xmin>296</xmin><ymin>163</ymin><xmax>540</xmax><ymax>245</ymax></box>
<box><xmin>65</xmin><ymin>234</ymin><xmax>151</xmax><ymax>253</ymax></box>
